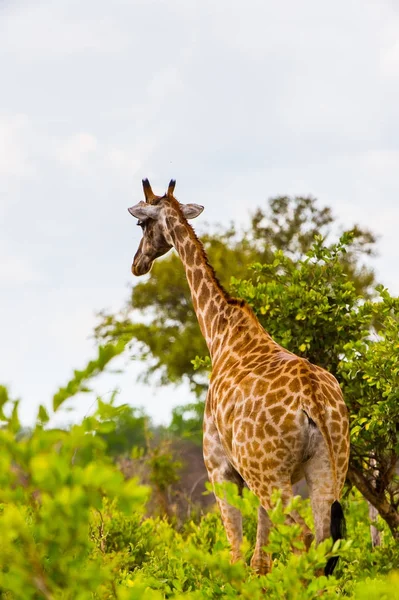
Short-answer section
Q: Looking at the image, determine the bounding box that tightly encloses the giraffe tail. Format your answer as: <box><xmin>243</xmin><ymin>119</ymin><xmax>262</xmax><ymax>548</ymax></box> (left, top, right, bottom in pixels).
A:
<box><xmin>324</xmin><ymin>500</ymin><xmax>346</xmax><ymax>576</ymax></box>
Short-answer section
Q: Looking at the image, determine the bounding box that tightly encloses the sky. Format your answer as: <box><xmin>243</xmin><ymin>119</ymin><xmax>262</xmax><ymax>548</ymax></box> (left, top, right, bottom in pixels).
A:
<box><xmin>1</xmin><ymin>0</ymin><xmax>399</xmax><ymax>427</ymax></box>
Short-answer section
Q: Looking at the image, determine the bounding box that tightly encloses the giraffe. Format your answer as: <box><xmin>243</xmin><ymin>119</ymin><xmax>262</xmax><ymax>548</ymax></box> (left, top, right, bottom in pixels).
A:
<box><xmin>128</xmin><ymin>179</ymin><xmax>350</xmax><ymax>576</ymax></box>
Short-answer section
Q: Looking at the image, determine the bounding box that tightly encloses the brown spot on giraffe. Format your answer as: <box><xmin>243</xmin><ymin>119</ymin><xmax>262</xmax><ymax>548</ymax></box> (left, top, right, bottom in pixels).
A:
<box><xmin>268</xmin><ymin>405</ymin><xmax>286</xmax><ymax>423</ymax></box>
<box><xmin>289</xmin><ymin>379</ymin><xmax>301</xmax><ymax>393</ymax></box>
<box><xmin>128</xmin><ymin>178</ymin><xmax>350</xmax><ymax>577</ymax></box>
<box><xmin>271</xmin><ymin>375</ymin><xmax>290</xmax><ymax>390</ymax></box>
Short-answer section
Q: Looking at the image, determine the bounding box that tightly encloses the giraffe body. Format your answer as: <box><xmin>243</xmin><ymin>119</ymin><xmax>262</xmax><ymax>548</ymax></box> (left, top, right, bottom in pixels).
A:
<box><xmin>128</xmin><ymin>179</ymin><xmax>350</xmax><ymax>575</ymax></box>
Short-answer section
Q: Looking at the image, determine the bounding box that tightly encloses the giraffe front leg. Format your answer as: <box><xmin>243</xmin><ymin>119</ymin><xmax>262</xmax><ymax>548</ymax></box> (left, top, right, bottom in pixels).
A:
<box><xmin>212</xmin><ymin>472</ymin><xmax>243</xmax><ymax>563</ymax></box>
<box><xmin>203</xmin><ymin>417</ymin><xmax>244</xmax><ymax>563</ymax></box>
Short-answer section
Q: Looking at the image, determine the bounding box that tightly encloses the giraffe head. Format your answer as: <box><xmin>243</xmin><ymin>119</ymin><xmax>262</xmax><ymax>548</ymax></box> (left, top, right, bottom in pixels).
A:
<box><xmin>128</xmin><ymin>178</ymin><xmax>204</xmax><ymax>275</ymax></box>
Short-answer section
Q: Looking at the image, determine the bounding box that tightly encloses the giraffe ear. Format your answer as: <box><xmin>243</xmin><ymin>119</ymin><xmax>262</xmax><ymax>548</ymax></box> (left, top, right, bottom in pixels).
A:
<box><xmin>167</xmin><ymin>179</ymin><xmax>176</xmax><ymax>196</ymax></box>
<box><xmin>142</xmin><ymin>178</ymin><xmax>156</xmax><ymax>203</ymax></box>
<box><xmin>128</xmin><ymin>202</ymin><xmax>160</xmax><ymax>220</ymax></box>
<box><xmin>180</xmin><ymin>203</ymin><xmax>204</xmax><ymax>219</ymax></box>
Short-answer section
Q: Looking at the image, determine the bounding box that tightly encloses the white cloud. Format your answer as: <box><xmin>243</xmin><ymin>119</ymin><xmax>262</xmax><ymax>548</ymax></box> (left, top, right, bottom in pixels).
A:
<box><xmin>147</xmin><ymin>66</ymin><xmax>185</xmax><ymax>101</ymax></box>
<box><xmin>381</xmin><ymin>40</ymin><xmax>399</xmax><ymax>77</ymax></box>
<box><xmin>57</xmin><ymin>133</ymin><xmax>98</xmax><ymax>169</ymax></box>
<box><xmin>1</xmin><ymin>4</ymin><xmax>129</xmax><ymax>57</ymax></box>
<box><xmin>0</xmin><ymin>252</ymin><xmax>42</xmax><ymax>285</ymax></box>
<box><xmin>56</xmin><ymin>133</ymin><xmax>153</xmax><ymax>177</ymax></box>
<box><xmin>106</xmin><ymin>148</ymin><xmax>142</xmax><ymax>175</ymax></box>
<box><xmin>363</xmin><ymin>149</ymin><xmax>399</xmax><ymax>174</ymax></box>
<box><xmin>0</xmin><ymin>114</ymin><xmax>35</xmax><ymax>177</ymax></box>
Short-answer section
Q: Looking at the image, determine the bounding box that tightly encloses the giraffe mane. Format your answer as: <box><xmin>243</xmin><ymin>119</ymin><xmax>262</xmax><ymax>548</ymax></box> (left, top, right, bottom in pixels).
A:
<box><xmin>167</xmin><ymin>195</ymin><xmax>253</xmax><ymax>312</ymax></box>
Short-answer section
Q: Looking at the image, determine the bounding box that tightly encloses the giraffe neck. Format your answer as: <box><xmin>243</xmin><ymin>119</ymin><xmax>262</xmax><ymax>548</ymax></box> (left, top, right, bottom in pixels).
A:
<box><xmin>164</xmin><ymin>205</ymin><xmax>230</xmax><ymax>358</ymax></box>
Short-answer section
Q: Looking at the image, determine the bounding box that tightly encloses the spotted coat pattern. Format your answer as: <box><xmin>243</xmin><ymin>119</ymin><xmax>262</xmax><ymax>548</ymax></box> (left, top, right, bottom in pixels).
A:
<box><xmin>129</xmin><ymin>180</ymin><xmax>350</xmax><ymax>574</ymax></box>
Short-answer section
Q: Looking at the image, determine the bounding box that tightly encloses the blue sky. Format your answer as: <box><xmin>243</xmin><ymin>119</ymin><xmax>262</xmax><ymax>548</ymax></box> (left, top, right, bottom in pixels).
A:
<box><xmin>1</xmin><ymin>0</ymin><xmax>399</xmax><ymax>426</ymax></box>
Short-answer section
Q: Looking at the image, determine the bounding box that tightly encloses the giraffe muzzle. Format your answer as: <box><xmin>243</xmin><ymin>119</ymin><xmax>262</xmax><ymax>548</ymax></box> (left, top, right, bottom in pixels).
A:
<box><xmin>132</xmin><ymin>256</ymin><xmax>152</xmax><ymax>276</ymax></box>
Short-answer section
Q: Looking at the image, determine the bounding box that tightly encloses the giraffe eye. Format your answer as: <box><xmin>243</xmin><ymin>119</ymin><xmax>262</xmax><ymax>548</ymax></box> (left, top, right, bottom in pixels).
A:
<box><xmin>137</xmin><ymin>220</ymin><xmax>145</xmax><ymax>229</ymax></box>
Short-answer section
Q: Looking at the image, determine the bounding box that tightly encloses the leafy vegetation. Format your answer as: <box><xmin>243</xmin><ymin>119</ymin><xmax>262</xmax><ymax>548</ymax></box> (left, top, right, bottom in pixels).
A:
<box><xmin>232</xmin><ymin>233</ymin><xmax>399</xmax><ymax>537</ymax></box>
<box><xmin>0</xmin><ymin>387</ymin><xmax>399</xmax><ymax>598</ymax></box>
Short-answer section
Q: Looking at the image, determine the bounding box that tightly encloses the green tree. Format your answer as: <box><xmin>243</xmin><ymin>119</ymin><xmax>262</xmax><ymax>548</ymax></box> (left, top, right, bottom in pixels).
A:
<box><xmin>233</xmin><ymin>234</ymin><xmax>399</xmax><ymax>538</ymax></box>
<box><xmin>250</xmin><ymin>196</ymin><xmax>375</xmax><ymax>294</ymax></box>
<box><xmin>168</xmin><ymin>399</ymin><xmax>206</xmax><ymax>447</ymax></box>
<box><xmin>339</xmin><ymin>297</ymin><xmax>399</xmax><ymax>537</ymax></box>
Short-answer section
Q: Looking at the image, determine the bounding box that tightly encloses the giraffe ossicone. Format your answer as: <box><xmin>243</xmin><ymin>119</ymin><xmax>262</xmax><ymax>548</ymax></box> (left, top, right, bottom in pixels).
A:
<box><xmin>128</xmin><ymin>178</ymin><xmax>350</xmax><ymax>576</ymax></box>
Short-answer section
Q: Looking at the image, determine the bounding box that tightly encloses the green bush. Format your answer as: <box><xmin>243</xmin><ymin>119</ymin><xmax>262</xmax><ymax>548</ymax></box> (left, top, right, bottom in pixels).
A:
<box><xmin>0</xmin><ymin>391</ymin><xmax>149</xmax><ymax>599</ymax></box>
<box><xmin>1</xmin><ymin>388</ymin><xmax>398</xmax><ymax>598</ymax></box>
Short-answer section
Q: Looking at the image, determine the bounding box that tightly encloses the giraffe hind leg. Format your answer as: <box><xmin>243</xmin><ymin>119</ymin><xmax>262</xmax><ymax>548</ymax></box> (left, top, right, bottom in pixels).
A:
<box><xmin>250</xmin><ymin>505</ymin><xmax>272</xmax><ymax>574</ymax></box>
<box><xmin>251</xmin><ymin>478</ymin><xmax>313</xmax><ymax>575</ymax></box>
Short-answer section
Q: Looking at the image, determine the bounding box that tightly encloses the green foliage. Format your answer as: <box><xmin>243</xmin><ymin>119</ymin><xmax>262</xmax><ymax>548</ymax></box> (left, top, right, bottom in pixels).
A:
<box><xmin>338</xmin><ymin>291</ymin><xmax>399</xmax><ymax>534</ymax></box>
<box><xmin>340</xmin><ymin>288</ymin><xmax>399</xmax><ymax>454</ymax></box>
<box><xmin>147</xmin><ymin>445</ymin><xmax>182</xmax><ymax>492</ymax></box>
<box><xmin>168</xmin><ymin>400</ymin><xmax>205</xmax><ymax>446</ymax></box>
<box><xmin>354</xmin><ymin>574</ymin><xmax>399</xmax><ymax>600</ymax></box>
<box><xmin>233</xmin><ymin>233</ymin><xmax>399</xmax><ymax>536</ymax></box>
<box><xmin>118</xmin><ymin>486</ymin><xmax>398</xmax><ymax>599</ymax></box>
<box><xmin>0</xmin><ymin>390</ymin><xmax>399</xmax><ymax>598</ymax></box>
<box><xmin>0</xmin><ymin>393</ymin><xmax>149</xmax><ymax>599</ymax></box>
<box><xmin>232</xmin><ymin>232</ymin><xmax>365</xmax><ymax>374</ymax></box>
<box><xmin>250</xmin><ymin>197</ymin><xmax>376</xmax><ymax>294</ymax></box>
<box><xmin>52</xmin><ymin>340</ymin><xmax>129</xmax><ymax>412</ymax></box>
<box><xmin>97</xmin><ymin>401</ymin><xmax>148</xmax><ymax>457</ymax></box>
